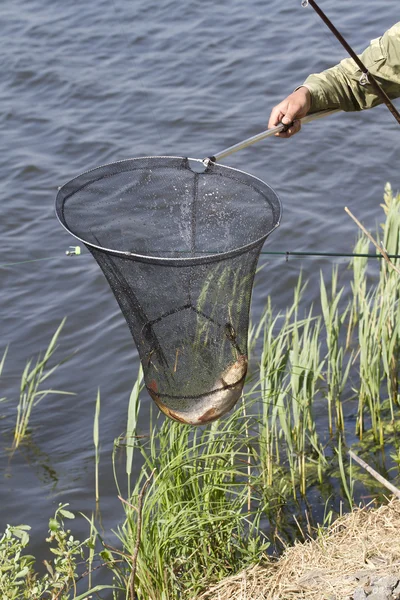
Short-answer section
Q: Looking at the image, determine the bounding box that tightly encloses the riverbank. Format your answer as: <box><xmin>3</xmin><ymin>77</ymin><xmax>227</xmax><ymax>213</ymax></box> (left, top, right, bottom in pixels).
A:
<box><xmin>198</xmin><ymin>498</ymin><xmax>400</xmax><ymax>600</ymax></box>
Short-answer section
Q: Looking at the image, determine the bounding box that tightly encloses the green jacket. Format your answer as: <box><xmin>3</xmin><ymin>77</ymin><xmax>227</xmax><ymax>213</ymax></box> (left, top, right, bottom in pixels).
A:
<box><xmin>303</xmin><ymin>22</ymin><xmax>400</xmax><ymax>112</ymax></box>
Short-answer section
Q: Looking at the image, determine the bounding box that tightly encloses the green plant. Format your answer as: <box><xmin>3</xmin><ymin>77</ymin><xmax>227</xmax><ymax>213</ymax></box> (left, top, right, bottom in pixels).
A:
<box><xmin>0</xmin><ymin>346</ymin><xmax>8</xmax><ymax>405</ymax></box>
<box><xmin>93</xmin><ymin>389</ymin><xmax>101</xmax><ymax>503</ymax></box>
<box><xmin>256</xmin><ymin>277</ymin><xmax>328</xmax><ymax>499</ymax></box>
<box><xmin>125</xmin><ymin>367</ymin><xmax>143</xmax><ymax>497</ymax></box>
<box><xmin>113</xmin><ymin>405</ymin><xmax>269</xmax><ymax>599</ymax></box>
<box><xmin>320</xmin><ymin>267</ymin><xmax>351</xmax><ymax>433</ymax></box>
<box><xmin>336</xmin><ymin>435</ymin><xmax>354</xmax><ymax>508</ymax></box>
<box><xmin>13</xmin><ymin>319</ymin><xmax>74</xmax><ymax>448</ymax></box>
<box><xmin>0</xmin><ymin>504</ymin><xmax>113</xmax><ymax>599</ymax></box>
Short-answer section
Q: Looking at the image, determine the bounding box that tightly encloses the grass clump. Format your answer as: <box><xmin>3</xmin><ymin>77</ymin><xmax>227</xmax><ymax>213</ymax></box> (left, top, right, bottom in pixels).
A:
<box><xmin>113</xmin><ymin>403</ymin><xmax>270</xmax><ymax>599</ymax></box>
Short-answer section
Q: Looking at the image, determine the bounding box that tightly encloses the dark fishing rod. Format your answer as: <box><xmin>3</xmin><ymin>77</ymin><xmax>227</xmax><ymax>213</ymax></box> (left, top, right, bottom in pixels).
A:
<box><xmin>302</xmin><ymin>0</ymin><xmax>400</xmax><ymax>126</ymax></box>
<box><xmin>2</xmin><ymin>249</ymin><xmax>400</xmax><ymax>269</ymax></box>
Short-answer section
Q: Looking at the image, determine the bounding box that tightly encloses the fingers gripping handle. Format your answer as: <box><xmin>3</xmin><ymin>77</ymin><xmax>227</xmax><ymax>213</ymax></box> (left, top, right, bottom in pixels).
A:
<box><xmin>279</xmin><ymin>120</ymin><xmax>294</xmax><ymax>133</ymax></box>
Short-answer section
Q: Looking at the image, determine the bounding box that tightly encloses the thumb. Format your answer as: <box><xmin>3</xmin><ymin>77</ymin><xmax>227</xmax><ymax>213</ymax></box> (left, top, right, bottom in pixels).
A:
<box><xmin>281</xmin><ymin>111</ymin><xmax>297</xmax><ymax>125</ymax></box>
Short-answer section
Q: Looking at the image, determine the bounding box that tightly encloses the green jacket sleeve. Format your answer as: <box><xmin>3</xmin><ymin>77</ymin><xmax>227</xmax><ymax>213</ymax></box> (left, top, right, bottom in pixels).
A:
<box><xmin>302</xmin><ymin>22</ymin><xmax>400</xmax><ymax>112</ymax></box>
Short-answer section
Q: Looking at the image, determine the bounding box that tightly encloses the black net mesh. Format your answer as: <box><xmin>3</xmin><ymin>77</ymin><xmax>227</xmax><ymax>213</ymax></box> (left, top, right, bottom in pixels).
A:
<box><xmin>56</xmin><ymin>156</ymin><xmax>281</xmax><ymax>425</ymax></box>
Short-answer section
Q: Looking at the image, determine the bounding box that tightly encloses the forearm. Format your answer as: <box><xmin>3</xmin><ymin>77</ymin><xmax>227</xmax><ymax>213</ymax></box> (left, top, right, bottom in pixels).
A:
<box><xmin>302</xmin><ymin>22</ymin><xmax>400</xmax><ymax>113</ymax></box>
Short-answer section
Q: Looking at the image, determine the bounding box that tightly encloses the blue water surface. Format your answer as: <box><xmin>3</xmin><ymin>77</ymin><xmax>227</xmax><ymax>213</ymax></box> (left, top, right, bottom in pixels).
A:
<box><xmin>0</xmin><ymin>0</ymin><xmax>399</xmax><ymax>564</ymax></box>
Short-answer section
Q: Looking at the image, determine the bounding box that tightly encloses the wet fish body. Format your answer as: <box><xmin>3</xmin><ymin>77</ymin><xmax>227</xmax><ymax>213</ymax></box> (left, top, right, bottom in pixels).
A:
<box><xmin>147</xmin><ymin>355</ymin><xmax>248</xmax><ymax>425</ymax></box>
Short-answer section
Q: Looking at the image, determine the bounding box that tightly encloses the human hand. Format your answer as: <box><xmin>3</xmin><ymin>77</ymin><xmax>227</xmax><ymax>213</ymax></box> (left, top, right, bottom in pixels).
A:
<box><xmin>268</xmin><ymin>87</ymin><xmax>312</xmax><ymax>138</ymax></box>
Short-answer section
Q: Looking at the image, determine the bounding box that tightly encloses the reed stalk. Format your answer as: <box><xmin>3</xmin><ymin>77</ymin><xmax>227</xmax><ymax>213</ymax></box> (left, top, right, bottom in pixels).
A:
<box><xmin>94</xmin><ymin>389</ymin><xmax>101</xmax><ymax>503</ymax></box>
<box><xmin>320</xmin><ymin>268</ymin><xmax>351</xmax><ymax>434</ymax></box>
<box><xmin>13</xmin><ymin>319</ymin><xmax>74</xmax><ymax>448</ymax></box>
<box><xmin>337</xmin><ymin>435</ymin><xmax>354</xmax><ymax>508</ymax></box>
<box><xmin>0</xmin><ymin>347</ymin><xmax>7</xmax><ymax>404</ymax></box>
<box><xmin>126</xmin><ymin>367</ymin><xmax>143</xmax><ymax>497</ymax></box>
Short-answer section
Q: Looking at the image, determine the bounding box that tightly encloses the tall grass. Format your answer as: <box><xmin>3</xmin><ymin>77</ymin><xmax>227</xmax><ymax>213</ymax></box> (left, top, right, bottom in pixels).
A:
<box><xmin>113</xmin><ymin>405</ymin><xmax>269</xmax><ymax>599</ymax></box>
<box><xmin>13</xmin><ymin>319</ymin><xmax>74</xmax><ymax>448</ymax></box>
<box><xmin>320</xmin><ymin>267</ymin><xmax>351</xmax><ymax>433</ymax></box>
<box><xmin>0</xmin><ymin>347</ymin><xmax>7</xmax><ymax>404</ymax></box>
<box><xmin>126</xmin><ymin>366</ymin><xmax>143</xmax><ymax>496</ymax></box>
<box><xmin>256</xmin><ymin>277</ymin><xmax>327</xmax><ymax>497</ymax></box>
<box><xmin>94</xmin><ymin>389</ymin><xmax>101</xmax><ymax>503</ymax></box>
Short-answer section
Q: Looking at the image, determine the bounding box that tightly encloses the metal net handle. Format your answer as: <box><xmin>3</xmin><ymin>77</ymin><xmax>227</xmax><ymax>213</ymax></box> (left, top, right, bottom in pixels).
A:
<box><xmin>205</xmin><ymin>109</ymin><xmax>339</xmax><ymax>163</ymax></box>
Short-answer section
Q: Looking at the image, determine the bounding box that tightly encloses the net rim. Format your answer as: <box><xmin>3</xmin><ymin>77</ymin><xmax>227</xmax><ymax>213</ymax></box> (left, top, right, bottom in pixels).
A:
<box><xmin>55</xmin><ymin>155</ymin><xmax>282</xmax><ymax>266</ymax></box>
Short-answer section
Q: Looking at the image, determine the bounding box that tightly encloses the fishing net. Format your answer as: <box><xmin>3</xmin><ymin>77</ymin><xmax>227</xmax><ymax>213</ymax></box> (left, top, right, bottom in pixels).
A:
<box><xmin>56</xmin><ymin>156</ymin><xmax>281</xmax><ymax>425</ymax></box>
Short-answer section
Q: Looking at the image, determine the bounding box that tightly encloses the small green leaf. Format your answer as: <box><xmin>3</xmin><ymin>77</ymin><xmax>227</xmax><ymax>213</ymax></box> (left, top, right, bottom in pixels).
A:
<box><xmin>59</xmin><ymin>509</ymin><xmax>75</xmax><ymax>520</ymax></box>
<box><xmin>11</xmin><ymin>526</ymin><xmax>31</xmax><ymax>542</ymax></box>
<box><xmin>99</xmin><ymin>549</ymin><xmax>113</xmax><ymax>562</ymax></box>
<box><xmin>43</xmin><ymin>559</ymin><xmax>54</xmax><ymax>577</ymax></box>
<box><xmin>73</xmin><ymin>585</ymin><xmax>116</xmax><ymax>600</ymax></box>
<box><xmin>15</xmin><ymin>566</ymin><xmax>29</xmax><ymax>578</ymax></box>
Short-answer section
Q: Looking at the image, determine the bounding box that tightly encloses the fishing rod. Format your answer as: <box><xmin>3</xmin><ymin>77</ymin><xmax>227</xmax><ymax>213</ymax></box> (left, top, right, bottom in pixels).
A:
<box><xmin>302</xmin><ymin>0</ymin><xmax>400</xmax><ymax>126</ymax></box>
<box><xmin>2</xmin><ymin>248</ymin><xmax>400</xmax><ymax>269</ymax></box>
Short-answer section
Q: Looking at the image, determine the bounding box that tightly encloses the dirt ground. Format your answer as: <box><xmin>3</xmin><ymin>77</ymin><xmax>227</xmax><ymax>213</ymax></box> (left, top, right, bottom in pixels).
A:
<box><xmin>197</xmin><ymin>498</ymin><xmax>400</xmax><ymax>600</ymax></box>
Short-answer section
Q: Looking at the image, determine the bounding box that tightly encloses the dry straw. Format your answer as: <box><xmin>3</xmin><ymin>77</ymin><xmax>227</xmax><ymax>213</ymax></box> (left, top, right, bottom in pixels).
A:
<box><xmin>197</xmin><ymin>498</ymin><xmax>400</xmax><ymax>600</ymax></box>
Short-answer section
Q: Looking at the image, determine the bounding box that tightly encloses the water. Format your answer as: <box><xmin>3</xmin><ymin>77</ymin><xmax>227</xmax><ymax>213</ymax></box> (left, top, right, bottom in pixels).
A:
<box><xmin>0</xmin><ymin>0</ymin><xmax>399</xmax><ymax>567</ymax></box>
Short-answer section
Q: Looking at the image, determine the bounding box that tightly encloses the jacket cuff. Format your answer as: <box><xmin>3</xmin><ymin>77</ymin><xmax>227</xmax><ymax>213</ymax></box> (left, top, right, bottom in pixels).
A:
<box><xmin>295</xmin><ymin>80</ymin><xmax>330</xmax><ymax>113</ymax></box>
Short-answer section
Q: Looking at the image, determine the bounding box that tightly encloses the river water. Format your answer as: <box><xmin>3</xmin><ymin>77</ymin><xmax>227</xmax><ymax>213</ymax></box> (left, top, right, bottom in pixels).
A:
<box><xmin>1</xmin><ymin>0</ymin><xmax>399</xmax><ymax>569</ymax></box>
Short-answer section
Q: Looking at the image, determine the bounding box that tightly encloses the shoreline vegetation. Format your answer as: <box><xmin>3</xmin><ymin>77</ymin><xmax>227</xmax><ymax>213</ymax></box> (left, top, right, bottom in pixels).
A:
<box><xmin>1</xmin><ymin>183</ymin><xmax>400</xmax><ymax>599</ymax></box>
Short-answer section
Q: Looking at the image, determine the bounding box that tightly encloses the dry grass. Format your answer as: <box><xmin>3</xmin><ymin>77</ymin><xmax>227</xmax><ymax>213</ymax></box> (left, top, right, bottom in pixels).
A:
<box><xmin>197</xmin><ymin>498</ymin><xmax>400</xmax><ymax>600</ymax></box>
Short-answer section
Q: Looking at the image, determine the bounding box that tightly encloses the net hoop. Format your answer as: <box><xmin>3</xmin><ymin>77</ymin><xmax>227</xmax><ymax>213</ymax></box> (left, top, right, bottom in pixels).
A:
<box><xmin>56</xmin><ymin>156</ymin><xmax>282</xmax><ymax>267</ymax></box>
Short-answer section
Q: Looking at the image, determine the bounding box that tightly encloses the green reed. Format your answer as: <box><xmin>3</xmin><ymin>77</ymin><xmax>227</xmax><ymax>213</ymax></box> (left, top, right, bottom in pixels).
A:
<box><xmin>13</xmin><ymin>319</ymin><xmax>74</xmax><ymax>448</ymax></box>
<box><xmin>126</xmin><ymin>366</ymin><xmax>143</xmax><ymax>496</ymax></box>
<box><xmin>0</xmin><ymin>347</ymin><xmax>7</xmax><ymax>404</ymax></box>
<box><xmin>320</xmin><ymin>267</ymin><xmax>351</xmax><ymax>433</ymax></box>
<box><xmin>254</xmin><ymin>274</ymin><xmax>329</xmax><ymax>498</ymax></box>
<box><xmin>93</xmin><ymin>389</ymin><xmax>101</xmax><ymax>503</ymax></box>
<box><xmin>336</xmin><ymin>434</ymin><xmax>354</xmax><ymax>507</ymax></box>
<box><xmin>256</xmin><ymin>185</ymin><xmax>400</xmax><ymax>491</ymax></box>
<box><xmin>380</xmin><ymin>185</ymin><xmax>400</xmax><ymax>415</ymax></box>
<box><xmin>353</xmin><ymin>185</ymin><xmax>400</xmax><ymax>443</ymax></box>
